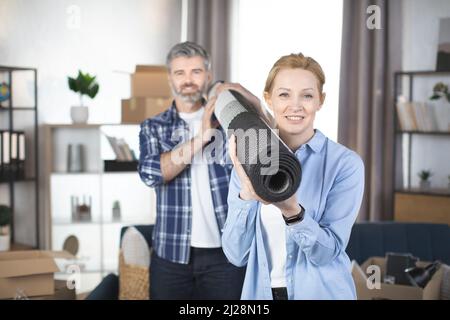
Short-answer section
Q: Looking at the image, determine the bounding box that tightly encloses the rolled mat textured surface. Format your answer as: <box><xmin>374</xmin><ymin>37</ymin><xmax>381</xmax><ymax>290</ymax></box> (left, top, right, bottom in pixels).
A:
<box><xmin>214</xmin><ymin>89</ymin><xmax>302</xmax><ymax>202</ymax></box>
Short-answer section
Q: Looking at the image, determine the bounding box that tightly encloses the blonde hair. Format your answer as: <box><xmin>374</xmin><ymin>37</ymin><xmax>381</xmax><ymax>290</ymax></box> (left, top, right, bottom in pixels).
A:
<box><xmin>264</xmin><ymin>53</ymin><xmax>325</xmax><ymax>96</ymax></box>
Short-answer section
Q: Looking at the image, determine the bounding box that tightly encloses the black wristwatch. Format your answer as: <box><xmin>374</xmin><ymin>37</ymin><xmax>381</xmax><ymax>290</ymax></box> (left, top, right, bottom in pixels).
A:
<box><xmin>282</xmin><ymin>204</ymin><xmax>305</xmax><ymax>226</ymax></box>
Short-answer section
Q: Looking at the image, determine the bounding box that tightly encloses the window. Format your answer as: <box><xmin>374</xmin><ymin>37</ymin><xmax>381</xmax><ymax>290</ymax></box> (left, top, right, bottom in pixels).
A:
<box><xmin>230</xmin><ymin>0</ymin><xmax>343</xmax><ymax>141</ymax></box>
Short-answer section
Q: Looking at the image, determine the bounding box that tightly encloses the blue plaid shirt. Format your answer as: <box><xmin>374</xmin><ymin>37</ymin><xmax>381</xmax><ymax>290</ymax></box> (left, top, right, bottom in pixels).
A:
<box><xmin>138</xmin><ymin>101</ymin><xmax>232</xmax><ymax>264</ymax></box>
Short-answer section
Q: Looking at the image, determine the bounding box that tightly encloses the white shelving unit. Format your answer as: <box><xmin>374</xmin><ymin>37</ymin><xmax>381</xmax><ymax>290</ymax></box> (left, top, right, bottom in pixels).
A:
<box><xmin>43</xmin><ymin>124</ymin><xmax>155</xmax><ymax>293</ymax></box>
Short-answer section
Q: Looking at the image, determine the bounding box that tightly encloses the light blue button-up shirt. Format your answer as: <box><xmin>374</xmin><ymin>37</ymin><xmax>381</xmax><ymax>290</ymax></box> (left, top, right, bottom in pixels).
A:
<box><xmin>222</xmin><ymin>129</ymin><xmax>365</xmax><ymax>300</ymax></box>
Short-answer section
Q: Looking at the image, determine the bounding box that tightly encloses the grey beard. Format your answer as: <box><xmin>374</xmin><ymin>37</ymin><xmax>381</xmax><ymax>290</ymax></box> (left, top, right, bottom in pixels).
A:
<box><xmin>171</xmin><ymin>85</ymin><xmax>207</xmax><ymax>104</ymax></box>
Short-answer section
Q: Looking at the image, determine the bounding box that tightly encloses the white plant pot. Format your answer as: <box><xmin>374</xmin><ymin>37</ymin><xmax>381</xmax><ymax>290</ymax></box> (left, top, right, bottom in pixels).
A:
<box><xmin>0</xmin><ymin>234</ymin><xmax>10</xmax><ymax>251</ymax></box>
<box><xmin>419</xmin><ymin>180</ymin><xmax>431</xmax><ymax>190</ymax></box>
<box><xmin>70</xmin><ymin>106</ymin><xmax>89</xmax><ymax>124</ymax></box>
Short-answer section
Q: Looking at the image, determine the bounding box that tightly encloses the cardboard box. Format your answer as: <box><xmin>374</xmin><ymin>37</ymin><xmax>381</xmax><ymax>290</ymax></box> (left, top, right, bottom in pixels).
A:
<box><xmin>30</xmin><ymin>280</ymin><xmax>76</xmax><ymax>300</ymax></box>
<box><xmin>131</xmin><ymin>65</ymin><xmax>172</xmax><ymax>98</ymax></box>
<box><xmin>121</xmin><ymin>97</ymin><xmax>173</xmax><ymax>123</ymax></box>
<box><xmin>352</xmin><ymin>257</ymin><xmax>443</xmax><ymax>300</ymax></box>
<box><xmin>0</xmin><ymin>250</ymin><xmax>74</xmax><ymax>299</ymax></box>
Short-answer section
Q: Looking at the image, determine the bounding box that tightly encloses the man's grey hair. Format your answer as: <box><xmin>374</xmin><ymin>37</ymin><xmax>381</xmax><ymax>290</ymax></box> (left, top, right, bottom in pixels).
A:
<box><xmin>166</xmin><ymin>41</ymin><xmax>211</xmax><ymax>71</ymax></box>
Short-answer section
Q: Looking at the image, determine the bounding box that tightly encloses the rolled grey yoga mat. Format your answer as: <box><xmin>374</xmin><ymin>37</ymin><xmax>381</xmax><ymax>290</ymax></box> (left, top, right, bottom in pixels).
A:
<box><xmin>213</xmin><ymin>89</ymin><xmax>302</xmax><ymax>203</ymax></box>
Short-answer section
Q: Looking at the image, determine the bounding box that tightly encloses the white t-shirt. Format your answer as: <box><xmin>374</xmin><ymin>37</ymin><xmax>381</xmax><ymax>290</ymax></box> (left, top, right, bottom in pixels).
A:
<box><xmin>260</xmin><ymin>204</ymin><xmax>287</xmax><ymax>288</ymax></box>
<box><xmin>179</xmin><ymin>108</ymin><xmax>222</xmax><ymax>248</ymax></box>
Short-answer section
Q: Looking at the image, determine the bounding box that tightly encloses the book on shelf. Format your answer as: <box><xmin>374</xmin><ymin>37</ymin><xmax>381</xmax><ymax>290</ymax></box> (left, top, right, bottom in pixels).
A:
<box><xmin>105</xmin><ymin>135</ymin><xmax>135</xmax><ymax>162</ymax></box>
<box><xmin>419</xmin><ymin>102</ymin><xmax>439</xmax><ymax>131</ymax></box>
<box><xmin>117</xmin><ymin>138</ymin><xmax>134</xmax><ymax>161</ymax></box>
<box><xmin>396</xmin><ymin>99</ymin><xmax>441</xmax><ymax>132</ymax></box>
<box><xmin>396</xmin><ymin>100</ymin><xmax>412</xmax><ymax>130</ymax></box>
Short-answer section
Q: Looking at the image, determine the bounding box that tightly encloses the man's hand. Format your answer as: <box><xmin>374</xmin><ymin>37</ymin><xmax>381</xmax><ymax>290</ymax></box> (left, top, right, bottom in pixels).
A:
<box><xmin>198</xmin><ymin>96</ymin><xmax>219</xmax><ymax>143</ymax></box>
<box><xmin>160</xmin><ymin>98</ymin><xmax>219</xmax><ymax>183</ymax></box>
<box><xmin>214</xmin><ymin>83</ymin><xmax>275</xmax><ymax>128</ymax></box>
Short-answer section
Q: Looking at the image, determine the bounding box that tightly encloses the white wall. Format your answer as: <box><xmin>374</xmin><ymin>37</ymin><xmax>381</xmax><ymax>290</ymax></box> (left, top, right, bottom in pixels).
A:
<box><xmin>403</xmin><ymin>0</ymin><xmax>450</xmax><ymax>71</ymax></box>
<box><xmin>0</xmin><ymin>0</ymin><xmax>181</xmax><ymax>124</ymax></box>
<box><xmin>401</xmin><ymin>0</ymin><xmax>450</xmax><ymax>189</ymax></box>
<box><xmin>0</xmin><ymin>0</ymin><xmax>181</xmax><ymax>246</ymax></box>
<box><xmin>230</xmin><ymin>0</ymin><xmax>343</xmax><ymax>142</ymax></box>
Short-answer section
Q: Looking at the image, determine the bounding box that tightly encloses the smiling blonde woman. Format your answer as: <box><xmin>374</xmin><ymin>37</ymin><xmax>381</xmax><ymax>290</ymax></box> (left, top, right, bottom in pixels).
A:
<box><xmin>221</xmin><ymin>53</ymin><xmax>365</xmax><ymax>300</ymax></box>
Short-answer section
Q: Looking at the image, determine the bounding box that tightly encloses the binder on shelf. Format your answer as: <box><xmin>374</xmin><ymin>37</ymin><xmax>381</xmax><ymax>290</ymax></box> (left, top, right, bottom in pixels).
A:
<box><xmin>0</xmin><ymin>66</ymin><xmax>38</xmax><ymax>248</ymax></box>
<box><xmin>2</xmin><ymin>131</ymin><xmax>11</xmax><ymax>180</ymax></box>
<box><xmin>18</xmin><ymin>132</ymin><xmax>25</xmax><ymax>179</ymax></box>
<box><xmin>1</xmin><ymin>131</ymin><xmax>10</xmax><ymax>181</ymax></box>
<box><xmin>0</xmin><ymin>130</ymin><xmax>26</xmax><ymax>181</ymax></box>
<box><xmin>10</xmin><ymin>131</ymin><xmax>18</xmax><ymax>179</ymax></box>
<box><xmin>0</xmin><ymin>130</ymin><xmax>3</xmax><ymax>181</ymax></box>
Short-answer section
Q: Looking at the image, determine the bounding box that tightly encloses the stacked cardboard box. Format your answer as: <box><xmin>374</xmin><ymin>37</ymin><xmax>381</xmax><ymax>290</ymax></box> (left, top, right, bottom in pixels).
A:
<box><xmin>0</xmin><ymin>250</ymin><xmax>75</xmax><ymax>299</ymax></box>
<box><xmin>121</xmin><ymin>65</ymin><xmax>173</xmax><ymax>124</ymax></box>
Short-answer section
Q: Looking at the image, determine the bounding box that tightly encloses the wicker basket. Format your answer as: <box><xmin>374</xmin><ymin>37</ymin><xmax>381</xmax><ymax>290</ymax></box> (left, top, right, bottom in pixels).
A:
<box><xmin>118</xmin><ymin>250</ymin><xmax>150</xmax><ymax>300</ymax></box>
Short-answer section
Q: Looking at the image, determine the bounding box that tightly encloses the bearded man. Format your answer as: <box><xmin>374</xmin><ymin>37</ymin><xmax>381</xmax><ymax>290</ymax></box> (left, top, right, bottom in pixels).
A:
<box><xmin>138</xmin><ymin>41</ymin><xmax>245</xmax><ymax>300</ymax></box>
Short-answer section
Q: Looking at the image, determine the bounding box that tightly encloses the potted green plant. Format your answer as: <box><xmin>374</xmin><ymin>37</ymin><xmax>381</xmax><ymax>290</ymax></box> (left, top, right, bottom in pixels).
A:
<box><xmin>0</xmin><ymin>205</ymin><xmax>12</xmax><ymax>251</ymax></box>
<box><xmin>417</xmin><ymin>170</ymin><xmax>433</xmax><ymax>189</ymax></box>
<box><xmin>430</xmin><ymin>82</ymin><xmax>450</xmax><ymax>102</ymax></box>
<box><xmin>68</xmin><ymin>70</ymin><xmax>100</xmax><ymax>124</ymax></box>
<box><xmin>429</xmin><ymin>82</ymin><xmax>450</xmax><ymax>132</ymax></box>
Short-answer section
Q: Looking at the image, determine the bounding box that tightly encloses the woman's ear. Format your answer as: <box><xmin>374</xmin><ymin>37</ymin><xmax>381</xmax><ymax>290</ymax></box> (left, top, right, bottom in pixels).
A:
<box><xmin>263</xmin><ymin>91</ymin><xmax>273</xmax><ymax>111</ymax></box>
<box><xmin>318</xmin><ymin>92</ymin><xmax>326</xmax><ymax>109</ymax></box>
